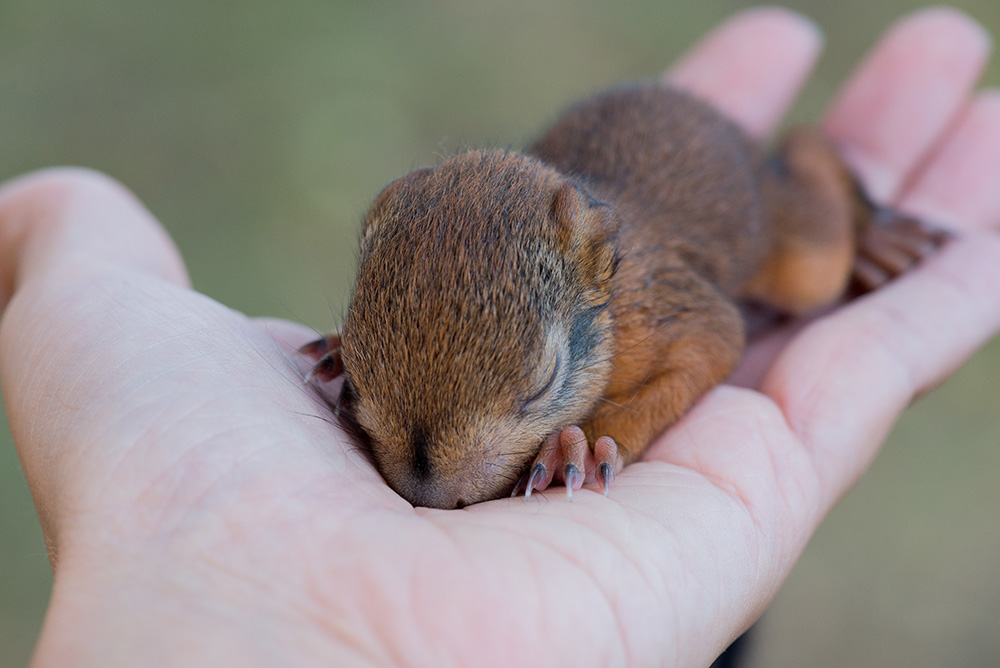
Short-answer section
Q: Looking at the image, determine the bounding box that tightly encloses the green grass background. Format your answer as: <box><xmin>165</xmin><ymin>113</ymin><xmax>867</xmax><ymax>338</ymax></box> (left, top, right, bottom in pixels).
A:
<box><xmin>1</xmin><ymin>1</ymin><xmax>998</xmax><ymax>665</ymax></box>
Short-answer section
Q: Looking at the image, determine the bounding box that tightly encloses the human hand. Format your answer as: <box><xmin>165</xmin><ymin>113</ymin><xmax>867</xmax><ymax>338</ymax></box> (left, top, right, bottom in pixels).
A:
<box><xmin>2</xmin><ymin>7</ymin><xmax>998</xmax><ymax>667</ymax></box>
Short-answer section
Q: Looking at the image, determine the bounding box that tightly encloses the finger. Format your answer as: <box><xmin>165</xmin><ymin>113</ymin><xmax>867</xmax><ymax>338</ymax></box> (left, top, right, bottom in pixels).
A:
<box><xmin>635</xmin><ymin>235</ymin><xmax>1000</xmax><ymax>656</ymax></box>
<box><xmin>0</xmin><ymin>170</ymin><xmax>243</xmax><ymax>545</ymax></box>
<box><xmin>665</xmin><ymin>7</ymin><xmax>822</xmax><ymax>137</ymax></box>
<box><xmin>733</xmin><ymin>90</ymin><xmax>1000</xmax><ymax>391</ymax></box>
<box><xmin>823</xmin><ymin>8</ymin><xmax>991</xmax><ymax>201</ymax></box>
<box><xmin>761</xmin><ymin>234</ymin><xmax>1000</xmax><ymax>511</ymax></box>
<box><xmin>0</xmin><ymin>168</ymin><xmax>189</xmax><ymax>309</ymax></box>
<box><xmin>897</xmin><ymin>91</ymin><xmax>1000</xmax><ymax>231</ymax></box>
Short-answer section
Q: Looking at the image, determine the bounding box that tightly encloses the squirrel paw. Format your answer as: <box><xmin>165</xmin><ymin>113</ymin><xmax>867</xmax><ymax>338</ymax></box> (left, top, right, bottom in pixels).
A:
<box><xmin>853</xmin><ymin>209</ymin><xmax>954</xmax><ymax>292</ymax></box>
<box><xmin>299</xmin><ymin>334</ymin><xmax>344</xmax><ymax>382</ymax></box>
<box><xmin>514</xmin><ymin>426</ymin><xmax>620</xmax><ymax>500</ymax></box>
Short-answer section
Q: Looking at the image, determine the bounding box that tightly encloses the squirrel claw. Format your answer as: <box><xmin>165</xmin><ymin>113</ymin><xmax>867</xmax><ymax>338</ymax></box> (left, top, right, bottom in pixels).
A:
<box><xmin>594</xmin><ymin>436</ymin><xmax>619</xmax><ymax>497</ymax></box>
<box><xmin>597</xmin><ymin>462</ymin><xmax>614</xmax><ymax>497</ymax></box>
<box><xmin>521</xmin><ymin>427</ymin><xmax>619</xmax><ymax>500</ymax></box>
<box><xmin>524</xmin><ymin>432</ymin><xmax>559</xmax><ymax>498</ymax></box>
<box><xmin>559</xmin><ymin>426</ymin><xmax>587</xmax><ymax>500</ymax></box>
<box><xmin>303</xmin><ymin>353</ymin><xmax>344</xmax><ymax>383</ymax></box>
<box><xmin>564</xmin><ymin>464</ymin><xmax>582</xmax><ymax>499</ymax></box>
<box><xmin>525</xmin><ymin>463</ymin><xmax>548</xmax><ymax>499</ymax></box>
<box><xmin>511</xmin><ymin>472</ymin><xmax>527</xmax><ymax>498</ymax></box>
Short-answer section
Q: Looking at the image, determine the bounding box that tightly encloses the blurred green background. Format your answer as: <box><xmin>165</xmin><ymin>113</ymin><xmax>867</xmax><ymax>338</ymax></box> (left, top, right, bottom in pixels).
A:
<box><xmin>0</xmin><ymin>0</ymin><xmax>998</xmax><ymax>665</ymax></box>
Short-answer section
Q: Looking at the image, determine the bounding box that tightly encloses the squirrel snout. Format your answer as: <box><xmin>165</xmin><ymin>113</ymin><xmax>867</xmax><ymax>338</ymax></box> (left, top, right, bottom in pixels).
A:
<box><xmin>387</xmin><ymin>466</ymin><xmax>501</xmax><ymax>509</ymax></box>
<box><xmin>376</xmin><ymin>435</ymin><xmax>523</xmax><ymax>509</ymax></box>
<box><xmin>398</xmin><ymin>479</ymin><xmax>467</xmax><ymax>510</ymax></box>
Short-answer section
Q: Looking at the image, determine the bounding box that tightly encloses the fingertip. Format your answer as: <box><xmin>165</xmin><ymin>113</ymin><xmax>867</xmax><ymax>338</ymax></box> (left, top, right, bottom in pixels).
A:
<box><xmin>669</xmin><ymin>6</ymin><xmax>825</xmax><ymax>83</ymax></box>
<box><xmin>722</xmin><ymin>5</ymin><xmax>824</xmax><ymax>43</ymax></box>
<box><xmin>0</xmin><ymin>166</ymin><xmax>119</xmax><ymax>199</ymax></box>
<box><xmin>824</xmin><ymin>6</ymin><xmax>991</xmax><ymax>200</ymax></box>
<box><xmin>666</xmin><ymin>6</ymin><xmax>823</xmax><ymax>137</ymax></box>
<box><xmin>0</xmin><ymin>167</ymin><xmax>190</xmax><ymax>308</ymax></box>
<box><xmin>898</xmin><ymin>6</ymin><xmax>992</xmax><ymax>53</ymax></box>
<box><xmin>0</xmin><ymin>167</ymin><xmax>151</xmax><ymax>236</ymax></box>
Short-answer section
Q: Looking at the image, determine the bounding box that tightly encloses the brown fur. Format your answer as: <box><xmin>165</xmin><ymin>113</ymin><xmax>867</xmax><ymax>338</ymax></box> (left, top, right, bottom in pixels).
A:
<box><xmin>317</xmin><ymin>83</ymin><xmax>937</xmax><ymax>508</ymax></box>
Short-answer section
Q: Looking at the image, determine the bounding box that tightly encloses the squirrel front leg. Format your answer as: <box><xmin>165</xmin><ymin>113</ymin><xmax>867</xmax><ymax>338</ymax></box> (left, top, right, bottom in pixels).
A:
<box><xmin>520</xmin><ymin>262</ymin><xmax>744</xmax><ymax>499</ymax></box>
<box><xmin>582</xmin><ymin>265</ymin><xmax>745</xmax><ymax>466</ymax></box>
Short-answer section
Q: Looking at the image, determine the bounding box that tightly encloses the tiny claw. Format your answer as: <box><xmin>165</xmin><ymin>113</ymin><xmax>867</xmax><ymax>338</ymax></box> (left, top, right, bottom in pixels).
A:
<box><xmin>525</xmin><ymin>463</ymin><xmax>546</xmax><ymax>499</ymax></box>
<box><xmin>564</xmin><ymin>464</ymin><xmax>582</xmax><ymax>500</ymax></box>
<box><xmin>510</xmin><ymin>473</ymin><xmax>528</xmax><ymax>499</ymax></box>
<box><xmin>598</xmin><ymin>462</ymin><xmax>614</xmax><ymax>497</ymax></box>
<box><xmin>303</xmin><ymin>361</ymin><xmax>322</xmax><ymax>383</ymax></box>
<box><xmin>593</xmin><ymin>435</ymin><xmax>619</xmax><ymax>498</ymax></box>
<box><xmin>558</xmin><ymin>426</ymin><xmax>587</xmax><ymax>500</ymax></box>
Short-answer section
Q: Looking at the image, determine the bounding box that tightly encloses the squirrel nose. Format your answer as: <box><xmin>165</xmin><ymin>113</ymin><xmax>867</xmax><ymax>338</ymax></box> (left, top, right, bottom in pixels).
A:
<box><xmin>402</xmin><ymin>481</ymin><xmax>465</xmax><ymax>509</ymax></box>
<box><xmin>393</xmin><ymin>427</ymin><xmax>476</xmax><ymax>508</ymax></box>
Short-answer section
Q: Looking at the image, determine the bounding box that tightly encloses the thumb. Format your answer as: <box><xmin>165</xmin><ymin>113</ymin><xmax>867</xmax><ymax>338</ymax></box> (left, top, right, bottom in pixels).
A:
<box><xmin>0</xmin><ymin>168</ymin><xmax>189</xmax><ymax>308</ymax></box>
<box><xmin>0</xmin><ymin>168</ymin><xmax>191</xmax><ymax>551</ymax></box>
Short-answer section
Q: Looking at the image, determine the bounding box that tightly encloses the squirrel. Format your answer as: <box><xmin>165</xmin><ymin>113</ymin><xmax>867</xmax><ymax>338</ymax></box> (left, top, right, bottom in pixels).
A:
<box><xmin>301</xmin><ymin>83</ymin><xmax>949</xmax><ymax>509</ymax></box>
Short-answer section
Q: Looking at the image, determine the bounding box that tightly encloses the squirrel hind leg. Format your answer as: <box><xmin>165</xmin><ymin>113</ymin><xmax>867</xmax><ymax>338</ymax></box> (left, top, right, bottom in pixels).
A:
<box><xmin>744</xmin><ymin>128</ymin><xmax>952</xmax><ymax>313</ymax></box>
<box><xmin>741</xmin><ymin>128</ymin><xmax>858</xmax><ymax>314</ymax></box>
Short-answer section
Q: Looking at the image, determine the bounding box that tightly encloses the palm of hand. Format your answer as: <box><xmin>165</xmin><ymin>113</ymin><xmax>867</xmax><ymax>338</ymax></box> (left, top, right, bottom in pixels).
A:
<box><xmin>3</xmin><ymin>8</ymin><xmax>999</xmax><ymax>667</ymax></box>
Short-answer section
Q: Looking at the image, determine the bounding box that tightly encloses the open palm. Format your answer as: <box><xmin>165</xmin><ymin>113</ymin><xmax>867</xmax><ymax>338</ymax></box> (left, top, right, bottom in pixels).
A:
<box><xmin>3</xmin><ymin>8</ymin><xmax>998</xmax><ymax>667</ymax></box>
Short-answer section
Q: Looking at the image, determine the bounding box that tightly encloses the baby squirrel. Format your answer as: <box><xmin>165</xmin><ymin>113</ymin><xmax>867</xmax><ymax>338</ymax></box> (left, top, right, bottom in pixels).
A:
<box><xmin>302</xmin><ymin>83</ymin><xmax>947</xmax><ymax>509</ymax></box>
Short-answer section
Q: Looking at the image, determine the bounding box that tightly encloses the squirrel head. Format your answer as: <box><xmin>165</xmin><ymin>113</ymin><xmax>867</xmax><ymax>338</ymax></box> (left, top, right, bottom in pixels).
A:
<box><xmin>339</xmin><ymin>150</ymin><xmax>620</xmax><ymax>508</ymax></box>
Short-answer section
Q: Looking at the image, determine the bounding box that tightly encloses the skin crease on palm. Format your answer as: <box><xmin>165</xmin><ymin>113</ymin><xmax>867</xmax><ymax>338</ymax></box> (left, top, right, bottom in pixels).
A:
<box><xmin>1</xmin><ymin>6</ymin><xmax>999</xmax><ymax>668</ymax></box>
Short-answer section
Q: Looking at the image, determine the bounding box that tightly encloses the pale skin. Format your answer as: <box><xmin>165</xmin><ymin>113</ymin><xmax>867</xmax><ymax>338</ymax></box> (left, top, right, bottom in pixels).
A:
<box><xmin>2</xmin><ymin>7</ymin><xmax>999</xmax><ymax>668</ymax></box>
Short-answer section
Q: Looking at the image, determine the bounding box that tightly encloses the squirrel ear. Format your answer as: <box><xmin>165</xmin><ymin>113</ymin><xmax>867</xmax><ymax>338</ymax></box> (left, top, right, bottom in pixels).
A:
<box><xmin>548</xmin><ymin>182</ymin><xmax>620</xmax><ymax>300</ymax></box>
<box><xmin>363</xmin><ymin>167</ymin><xmax>434</xmax><ymax>244</ymax></box>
